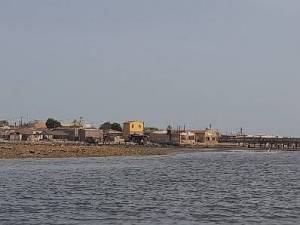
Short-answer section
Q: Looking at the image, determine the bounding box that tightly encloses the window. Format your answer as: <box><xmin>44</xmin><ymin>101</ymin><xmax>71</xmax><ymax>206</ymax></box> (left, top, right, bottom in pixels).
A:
<box><xmin>131</xmin><ymin>124</ymin><xmax>134</xmax><ymax>129</ymax></box>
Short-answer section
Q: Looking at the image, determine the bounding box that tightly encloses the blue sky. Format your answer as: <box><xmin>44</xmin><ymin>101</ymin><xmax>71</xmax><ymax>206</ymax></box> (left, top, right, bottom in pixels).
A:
<box><xmin>1</xmin><ymin>0</ymin><xmax>300</xmax><ymax>135</ymax></box>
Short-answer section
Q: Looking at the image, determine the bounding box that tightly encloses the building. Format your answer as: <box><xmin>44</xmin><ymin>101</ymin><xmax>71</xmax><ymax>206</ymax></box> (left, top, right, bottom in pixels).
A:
<box><xmin>52</xmin><ymin>128</ymin><xmax>79</xmax><ymax>141</ymax></box>
<box><xmin>42</xmin><ymin>130</ymin><xmax>70</xmax><ymax>141</ymax></box>
<box><xmin>0</xmin><ymin>120</ymin><xmax>9</xmax><ymax>127</ymax></box>
<box><xmin>78</xmin><ymin>128</ymin><xmax>103</xmax><ymax>143</ymax></box>
<box><xmin>104</xmin><ymin>129</ymin><xmax>124</xmax><ymax>143</ymax></box>
<box><xmin>9</xmin><ymin>128</ymin><xmax>43</xmax><ymax>142</ymax></box>
<box><xmin>149</xmin><ymin>130</ymin><xmax>196</xmax><ymax>145</ymax></box>
<box><xmin>0</xmin><ymin>130</ymin><xmax>9</xmax><ymax>140</ymax></box>
<box><xmin>123</xmin><ymin>121</ymin><xmax>144</xmax><ymax>141</ymax></box>
<box><xmin>194</xmin><ymin>129</ymin><xmax>219</xmax><ymax>145</ymax></box>
<box><xmin>27</xmin><ymin>120</ymin><xmax>47</xmax><ymax>129</ymax></box>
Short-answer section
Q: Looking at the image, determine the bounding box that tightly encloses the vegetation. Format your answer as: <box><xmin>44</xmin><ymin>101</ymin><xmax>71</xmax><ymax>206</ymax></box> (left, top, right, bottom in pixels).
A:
<box><xmin>100</xmin><ymin>122</ymin><xmax>122</xmax><ymax>132</ymax></box>
<box><xmin>46</xmin><ymin>118</ymin><xmax>62</xmax><ymax>129</ymax></box>
<box><xmin>145</xmin><ymin>127</ymin><xmax>159</xmax><ymax>132</ymax></box>
<box><xmin>111</xmin><ymin>123</ymin><xmax>122</xmax><ymax>132</ymax></box>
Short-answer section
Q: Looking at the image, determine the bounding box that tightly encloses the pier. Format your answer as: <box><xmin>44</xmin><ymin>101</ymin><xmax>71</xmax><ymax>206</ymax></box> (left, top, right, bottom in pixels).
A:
<box><xmin>220</xmin><ymin>135</ymin><xmax>300</xmax><ymax>150</ymax></box>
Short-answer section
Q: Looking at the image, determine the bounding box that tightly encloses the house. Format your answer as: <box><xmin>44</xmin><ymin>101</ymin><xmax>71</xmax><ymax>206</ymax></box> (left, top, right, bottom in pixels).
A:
<box><xmin>0</xmin><ymin>120</ymin><xmax>9</xmax><ymax>127</ymax></box>
<box><xmin>52</xmin><ymin>128</ymin><xmax>79</xmax><ymax>141</ymax></box>
<box><xmin>0</xmin><ymin>125</ymin><xmax>10</xmax><ymax>140</ymax></box>
<box><xmin>78</xmin><ymin>128</ymin><xmax>104</xmax><ymax>143</ymax></box>
<box><xmin>9</xmin><ymin>128</ymin><xmax>43</xmax><ymax>142</ymax></box>
<box><xmin>42</xmin><ymin>130</ymin><xmax>70</xmax><ymax>141</ymax></box>
<box><xmin>27</xmin><ymin>120</ymin><xmax>47</xmax><ymax>129</ymax></box>
<box><xmin>104</xmin><ymin>129</ymin><xmax>124</xmax><ymax>143</ymax></box>
<box><xmin>194</xmin><ymin>129</ymin><xmax>219</xmax><ymax>145</ymax></box>
<box><xmin>149</xmin><ymin>130</ymin><xmax>196</xmax><ymax>145</ymax></box>
<box><xmin>61</xmin><ymin>119</ymin><xmax>85</xmax><ymax>129</ymax></box>
<box><xmin>0</xmin><ymin>130</ymin><xmax>9</xmax><ymax>140</ymax></box>
<box><xmin>123</xmin><ymin>121</ymin><xmax>144</xmax><ymax>142</ymax></box>
<box><xmin>9</xmin><ymin>132</ymin><xmax>22</xmax><ymax>141</ymax></box>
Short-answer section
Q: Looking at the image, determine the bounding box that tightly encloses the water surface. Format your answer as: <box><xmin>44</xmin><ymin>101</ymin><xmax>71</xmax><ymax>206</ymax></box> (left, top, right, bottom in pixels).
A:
<box><xmin>0</xmin><ymin>150</ymin><xmax>299</xmax><ymax>225</ymax></box>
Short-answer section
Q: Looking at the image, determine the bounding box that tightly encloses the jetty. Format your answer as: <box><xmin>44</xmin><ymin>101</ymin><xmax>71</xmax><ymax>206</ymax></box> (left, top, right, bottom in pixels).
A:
<box><xmin>220</xmin><ymin>135</ymin><xmax>300</xmax><ymax>150</ymax></box>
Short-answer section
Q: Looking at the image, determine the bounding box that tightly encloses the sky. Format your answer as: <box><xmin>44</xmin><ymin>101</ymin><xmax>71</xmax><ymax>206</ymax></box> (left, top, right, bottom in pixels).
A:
<box><xmin>1</xmin><ymin>0</ymin><xmax>300</xmax><ymax>136</ymax></box>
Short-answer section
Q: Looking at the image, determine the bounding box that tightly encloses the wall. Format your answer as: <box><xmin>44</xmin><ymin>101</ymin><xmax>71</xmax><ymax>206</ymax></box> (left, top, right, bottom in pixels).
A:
<box><xmin>123</xmin><ymin>121</ymin><xmax>144</xmax><ymax>141</ymax></box>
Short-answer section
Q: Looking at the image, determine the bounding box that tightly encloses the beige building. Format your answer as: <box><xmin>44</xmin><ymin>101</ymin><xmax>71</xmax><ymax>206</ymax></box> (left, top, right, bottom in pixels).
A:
<box><xmin>27</xmin><ymin>121</ymin><xmax>47</xmax><ymax>129</ymax></box>
<box><xmin>104</xmin><ymin>129</ymin><xmax>124</xmax><ymax>143</ymax></box>
<box><xmin>9</xmin><ymin>128</ymin><xmax>43</xmax><ymax>142</ymax></box>
<box><xmin>194</xmin><ymin>129</ymin><xmax>219</xmax><ymax>145</ymax></box>
<box><xmin>149</xmin><ymin>130</ymin><xmax>196</xmax><ymax>145</ymax></box>
<box><xmin>53</xmin><ymin>128</ymin><xmax>79</xmax><ymax>141</ymax></box>
<box><xmin>78</xmin><ymin>128</ymin><xmax>104</xmax><ymax>143</ymax></box>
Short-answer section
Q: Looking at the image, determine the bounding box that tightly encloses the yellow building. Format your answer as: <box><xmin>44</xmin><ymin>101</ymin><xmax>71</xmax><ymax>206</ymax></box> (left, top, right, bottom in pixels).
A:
<box><xmin>123</xmin><ymin>121</ymin><xmax>144</xmax><ymax>141</ymax></box>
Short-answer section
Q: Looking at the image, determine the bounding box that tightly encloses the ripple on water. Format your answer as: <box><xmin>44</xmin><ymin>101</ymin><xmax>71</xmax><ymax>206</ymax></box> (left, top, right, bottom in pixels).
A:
<box><xmin>0</xmin><ymin>151</ymin><xmax>299</xmax><ymax>225</ymax></box>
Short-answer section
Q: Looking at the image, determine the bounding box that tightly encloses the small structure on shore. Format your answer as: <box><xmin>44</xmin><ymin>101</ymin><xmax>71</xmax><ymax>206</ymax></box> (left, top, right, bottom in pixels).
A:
<box><xmin>194</xmin><ymin>129</ymin><xmax>219</xmax><ymax>145</ymax></box>
<box><xmin>149</xmin><ymin>129</ymin><xmax>196</xmax><ymax>145</ymax></box>
<box><xmin>123</xmin><ymin>121</ymin><xmax>144</xmax><ymax>141</ymax></box>
<box><xmin>9</xmin><ymin>128</ymin><xmax>43</xmax><ymax>142</ymax></box>
<box><xmin>78</xmin><ymin>128</ymin><xmax>104</xmax><ymax>143</ymax></box>
<box><xmin>123</xmin><ymin>121</ymin><xmax>148</xmax><ymax>144</ymax></box>
<box><xmin>26</xmin><ymin>120</ymin><xmax>47</xmax><ymax>129</ymax></box>
<box><xmin>42</xmin><ymin>130</ymin><xmax>70</xmax><ymax>141</ymax></box>
<box><xmin>104</xmin><ymin>129</ymin><xmax>124</xmax><ymax>144</ymax></box>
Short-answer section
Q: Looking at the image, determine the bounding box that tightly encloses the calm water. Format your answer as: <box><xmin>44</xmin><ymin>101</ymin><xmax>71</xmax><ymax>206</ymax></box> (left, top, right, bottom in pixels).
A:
<box><xmin>0</xmin><ymin>150</ymin><xmax>299</xmax><ymax>225</ymax></box>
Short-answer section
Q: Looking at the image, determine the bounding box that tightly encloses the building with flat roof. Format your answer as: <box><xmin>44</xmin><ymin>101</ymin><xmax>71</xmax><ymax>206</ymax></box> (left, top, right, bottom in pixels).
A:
<box><xmin>194</xmin><ymin>129</ymin><xmax>219</xmax><ymax>145</ymax></box>
<box><xmin>123</xmin><ymin>121</ymin><xmax>144</xmax><ymax>141</ymax></box>
<box><xmin>149</xmin><ymin>130</ymin><xmax>195</xmax><ymax>145</ymax></box>
<box><xmin>78</xmin><ymin>128</ymin><xmax>103</xmax><ymax>143</ymax></box>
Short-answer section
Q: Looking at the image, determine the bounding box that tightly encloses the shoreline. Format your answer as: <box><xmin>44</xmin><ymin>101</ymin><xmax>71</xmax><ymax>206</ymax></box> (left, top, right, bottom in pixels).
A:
<box><xmin>0</xmin><ymin>142</ymin><xmax>175</xmax><ymax>159</ymax></box>
<box><xmin>0</xmin><ymin>142</ymin><xmax>299</xmax><ymax>160</ymax></box>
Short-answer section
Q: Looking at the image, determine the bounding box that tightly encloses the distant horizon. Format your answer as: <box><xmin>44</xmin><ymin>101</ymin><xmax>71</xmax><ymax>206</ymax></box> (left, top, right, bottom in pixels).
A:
<box><xmin>1</xmin><ymin>0</ymin><xmax>300</xmax><ymax>136</ymax></box>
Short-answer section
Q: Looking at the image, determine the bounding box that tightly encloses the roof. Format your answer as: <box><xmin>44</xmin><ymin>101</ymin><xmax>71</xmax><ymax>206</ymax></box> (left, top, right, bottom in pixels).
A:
<box><xmin>43</xmin><ymin>130</ymin><xmax>69</xmax><ymax>136</ymax></box>
<box><xmin>194</xmin><ymin>129</ymin><xmax>218</xmax><ymax>134</ymax></box>
<box><xmin>105</xmin><ymin>129</ymin><xmax>123</xmax><ymax>134</ymax></box>
<box><xmin>12</xmin><ymin>128</ymin><xmax>36</xmax><ymax>135</ymax></box>
<box><xmin>123</xmin><ymin>121</ymin><xmax>144</xmax><ymax>124</ymax></box>
<box><xmin>152</xmin><ymin>130</ymin><xmax>168</xmax><ymax>134</ymax></box>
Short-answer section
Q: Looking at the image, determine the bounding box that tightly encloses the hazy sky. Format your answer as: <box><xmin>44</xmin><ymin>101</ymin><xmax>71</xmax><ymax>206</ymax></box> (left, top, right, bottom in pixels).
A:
<box><xmin>1</xmin><ymin>0</ymin><xmax>300</xmax><ymax>135</ymax></box>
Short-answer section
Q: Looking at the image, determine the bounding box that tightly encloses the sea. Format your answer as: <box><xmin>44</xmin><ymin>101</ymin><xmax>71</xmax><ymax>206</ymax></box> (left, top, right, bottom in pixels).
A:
<box><xmin>0</xmin><ymin>150</ymin><xmax>299</xmax><ymax>225</ymax></box>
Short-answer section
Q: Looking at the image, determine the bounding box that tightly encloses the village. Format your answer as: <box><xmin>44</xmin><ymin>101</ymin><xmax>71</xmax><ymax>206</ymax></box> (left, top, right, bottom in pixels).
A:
<box><xmin>2</xmin><ymin>118</ymin><xmax>300</xmax><ymax>152</ymax></box>
<box><xmin>0</xmin><ymin>118</ymin><xmax>220</xmax><ymax>147</ymax></box>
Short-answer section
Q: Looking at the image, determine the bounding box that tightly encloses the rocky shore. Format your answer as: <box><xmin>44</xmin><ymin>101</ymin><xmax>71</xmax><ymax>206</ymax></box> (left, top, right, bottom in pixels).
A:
<box><xmin>0</xmin><ymin>142</ymin><xmax>174</xmax><ymax>159</ymax></box>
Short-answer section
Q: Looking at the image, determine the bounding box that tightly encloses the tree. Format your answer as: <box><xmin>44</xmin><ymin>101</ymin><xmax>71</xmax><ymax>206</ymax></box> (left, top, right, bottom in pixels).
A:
<box><xmin>100</xmin><ymin>122</ymin><xmax>112</xmax><ymax>130</ymax></box>
<box><xmin>100</xmin><ymin>122</ymin><xmax>122</xmax><ymax>132</ymax></box>
<box><xmin>111</xmin><ymin>123</ymin><xmax>122</xmax><ymax>132</ymax></box>
<box><xmin>145</xmin><ymin>127</ymin><xmax>159</xmax><ymax>132</ymax></box>
<box><xmin>46</xmin><ymin>118</ymin><xmax>62</xmax><ymax>129</ymax></box>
